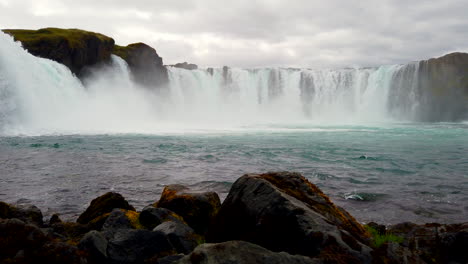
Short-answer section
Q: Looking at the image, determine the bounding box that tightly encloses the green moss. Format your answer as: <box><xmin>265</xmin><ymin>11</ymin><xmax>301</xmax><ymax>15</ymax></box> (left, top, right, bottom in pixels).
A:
<box><xmin>3</xmin><ymin>28</ymin><xmax>113</xmax><ymax>50</ymax></box>
<box><xmin>112</xmin><ymin>43</ymin><xmax>146</xmax><ymax>61</ymax></box>
<box><xmin>365</xmin><ymin>225</ymin><xmax>403</xmax><ymax>248</ymax></box>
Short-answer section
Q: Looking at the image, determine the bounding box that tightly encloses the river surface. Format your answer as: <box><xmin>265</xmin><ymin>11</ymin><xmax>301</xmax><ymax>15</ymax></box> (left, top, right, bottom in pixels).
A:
<box><xmin>1</xmin><ymin>123</ymin><xmax>467</xmax><ymax>224</ymax></box>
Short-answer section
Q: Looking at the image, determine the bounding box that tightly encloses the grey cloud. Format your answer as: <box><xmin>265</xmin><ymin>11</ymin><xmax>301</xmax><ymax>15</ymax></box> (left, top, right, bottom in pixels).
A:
<box><xmin>1</xmin><ymin>0</ymin><xmax>467</xmax><ymax>68</ymax></box>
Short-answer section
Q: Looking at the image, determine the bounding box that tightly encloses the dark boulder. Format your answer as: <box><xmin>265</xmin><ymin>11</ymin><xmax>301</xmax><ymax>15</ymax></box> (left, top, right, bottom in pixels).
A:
<box><xmin>175</xmin><ymin>240</ymin><xmax>320</xmax><ymax>264</ymax></box>
<box><xmin>388</xmin><ymin>222</ymin><xmax>468</xmax><ymax>264</ymax></box>
<box><xmin>106</xmin><ymin>229</ymin><xmax>176</xmax><ymax>263</ymax></box>
<box><xmin>102</xmin><ymin>208</ymin><xmax>134</xmax><ymax>231</ymax></box>
<box><xmin>208</xmin><ymin>172</ymin><xmax>372</xmax><ymax>263</ymax></box>
<box><xmin>102</xmin><ymin>208</ymin><xmax>144</xmax><ymax>232</ymax></box>
<box><xmin>78</xmin><ymin>230</ymin><xmax>108</xmax><ymax>263</ymax></box>
<box><xmin>153</xmin><ymin>220</ymin><xmax>200</xmax><ymax>254</ymax></box>
<box><xmin>0</xmin><ymin>218</ymin><xmax>85</xmax><ymax>264</ymax></box>
<box><xmin>139</xmin><ymin>206</ymin><xmax>185</xmax><ymax>230</ymax></box>
<box><xmin>171</xmin><ymin>62</ymin><xmax>198</xmax><ymax>70</ymax></box>
<box><xmin>49</xmin><ymin>221</ymin><xmax>91</xmax><ymax>244</ymax></box>
<box><xmin>156</xmin><ymin>184</ymin><xmax>221</xmax><ymax>235</ymax></box>
<box><xmin>77</xmin><ymin>192</ymin><xmax>135</xmax><ymax>224</ymax></box>
<box><xmin>157</xmin><ymin>254</ymin><xmax>184</xmax><ymax>264</ymax></box>
<box><xmin>3</xmin><ymin>28</ymin><xmax>114</xmax><ymax>77</ymax></box>
<box><xmin>0</xmin><ymin>201</ymin><xmax>43</xmax><ymax>226</ymax></box>
<box><xmin>113</xmin><ymin>43</ymin><xmax>169</xmax><ymax>88</ymax></box>
<box><xmin>49</xmin><ymin>213</ymin><xmax>62</xmax><ymax>225</ymax></box>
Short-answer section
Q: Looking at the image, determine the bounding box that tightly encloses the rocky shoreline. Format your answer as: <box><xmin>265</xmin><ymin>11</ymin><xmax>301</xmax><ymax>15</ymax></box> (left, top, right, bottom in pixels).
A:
<box><xmin>0</xmin><ymin>172</ymin><xmax>466</xmax><ymax>264</ymax></box>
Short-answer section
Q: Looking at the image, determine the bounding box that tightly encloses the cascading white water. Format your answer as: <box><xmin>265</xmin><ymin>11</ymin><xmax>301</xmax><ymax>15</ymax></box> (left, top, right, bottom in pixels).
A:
<box><xmin>165</xmin><ymin>64</ymin><xmax>420</xmax><ymax>125</ymax></box>
<box><xmin>0</xmin><ymin>32</ymin><xmax>162</xmax><ymax>135</ymax></box>
<box><xmin>0</xmin><ymin>31</ymin><xmax>431</xmax><ymax>135</ymax></box>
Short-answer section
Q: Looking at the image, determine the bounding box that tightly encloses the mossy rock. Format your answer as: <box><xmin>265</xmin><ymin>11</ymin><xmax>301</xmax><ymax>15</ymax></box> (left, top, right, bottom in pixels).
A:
<box><xmin>77</xmin><ymin>192</ymin><xmax>135</xmax><ymax>224</ymax></box>
<box><xmin>3</xmin><ymin>27</ymin><xmax>115</xmax><ymax>76</ymax></box>
<box><xmin>0</xmin><ymin>201</ymin><xmax>43</xmax><ymax>226</ymax></box>
<box><xmin>208</xmin><ymin>172</ymin><xmax>372</xmax><ymax>262</ymax></box>
<box><xmin>0</xmin><ymin>201</ymin><xmax>12</xmax><ymax>218</ymax></box>
<box><xmin>139</xmin><ymin>206</ymin><xmax>185</xmax><ymax>230</ymax></box>
<box><xmin>156</xmin><ymin>185</ymin><xmax>221</xmax><ymax>235</ymax></box>
<box><xmin>0</xmin><ymin>218</ymin><xmax>86</xmax><ymax>264</ymax></box>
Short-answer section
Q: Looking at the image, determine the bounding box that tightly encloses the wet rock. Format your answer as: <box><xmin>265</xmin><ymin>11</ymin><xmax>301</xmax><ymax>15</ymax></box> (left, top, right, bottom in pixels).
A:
<box><xmin>175</xmin><ymin>240</ymin><xmax>320</xmax><ymax>264</ymax></box>
<box><xmin>208</xmin><ymin>172</ymin><xmax>371</xmax><ymax>263</ymax></box>
<box><xmin>107</xmin><ymin>229</ymin><xmax>176</xmax><ymax>264</ymax></box>
<box><xmin>154</xmin><ymin>221</ymin><xmax>200</xmax><ymax>254</ymax></box>
<box><xmin>157</xmin><ymin>254</ymin><xmax>184</xmax><ymax>264</ymax></box>
<box><xmin>77</xmin><ymin>192</ymin><xmax>135</xmax><ymax>224</ymax></box>
<box><xmin>49</xmin><ymin>213</ymin><xmax>62</xmax><ymax>225</ymax></box>
<box><xmin>78</xmin><ymin>230</ymin><xmax>108</xmax><ymax>263</ymax></box>
<box><xmin>102</xmin><ymin>208</ymin><xmax>133</xmax><ymax>231</ymax></box>
<box><xmin>14</xmin><ymin>204</ymin><xmax>44</xmax><ymax>226</ymax></box>
<box><xmin>50</xmin><ymin>221</ymin><xmax>91</xmax><ymax>243</ymax></box>
<box><xmin>389</xmin><ymin>222</ymin><xmax>468</xmax><ymax>264</ymax></box>
<box><xmin>172</xmin><ymin>62</ymin><xmax>198</xmax><ymax>70</ymax></box>
<box><xmin>0</xmin><ymin>201</ymin><xmax>43</xmax><ymax>226</ymax></box>
<box><xmin>0</xmin><ymin>218</ymin><xmax>85</xmax><ymax>264</ymax></box>
<box><xmin>0</xmin><ymin>201</ymin><xmax>12</xmax><ymax>218</ymax></box>
<box><xmin>139</xmin><ymin>206</ymin><xmax>185</xmax><ymax>230</ymax></box>
<box><xmin>3</xmin><ymin>27</ymin><xmax>114</xmax><ymax>76</ymax></box>
<box><xmin>156</xmin><ymin>185</ymin><xmax>221</xmax><ymax>235</ymax></box>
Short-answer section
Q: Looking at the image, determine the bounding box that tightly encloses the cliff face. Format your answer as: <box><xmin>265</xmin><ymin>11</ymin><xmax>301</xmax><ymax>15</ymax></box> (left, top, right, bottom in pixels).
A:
<box><xmin>113</xmin><ymin>43</ymin><xmax>168</xmax><ymax>88</ymax></box>
<box><xmin>417</xmin><ymin>52</ymin><xmax>468</xmax><ymax>121</ymax></box>
<box><xmin>3</xmin><ymin>28</ymin><xmax>168</xmax><ymax>88</ymax></box>
<box><xmin>3</xmin><ymin>28</ymin><xmax>115</xmax><ymax>77</ymax></box>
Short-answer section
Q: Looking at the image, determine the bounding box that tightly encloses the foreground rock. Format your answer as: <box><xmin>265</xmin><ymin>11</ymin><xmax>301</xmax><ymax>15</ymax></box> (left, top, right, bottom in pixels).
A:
<box><xmin>77</xmin><ymin>192</ymin><xmax>135</xmax><ymax>224</ymax></box>
<box><xmin>156</xmin><ymin>184</ymin><xmax>221</xmax><ymax>235</ymax></box>
<box><xmin>0</xmin><ymin>218</ymin><xmax>85</xmax><ymax>264</ymax></box>
<box><xmin>208</xmin><ymin>172</ymin><xmax>372</xmax><ymax>263</ymax></box>
<box><xmin>0</xmin><ymin>201</ymin><xmax>43</xmax><ymax>226</ymax></box>
<box><xmin>1</xmin><ymin>171</ymin><xmax>467</xmax><ymax>263</ymax></box>
<box><xmin>3</xmin><ymin>28</ymin><xmax>114</xmax><ymax>76</ymax></box>
<box><xmin>176</xmin><ymin>240</ymin><xmax>319</xmax><ymax>264</ymax></box>
<box><xmin>388</xmin><ymin>222</ymin><xmax>468</xmax><ymax>264</ymax></box>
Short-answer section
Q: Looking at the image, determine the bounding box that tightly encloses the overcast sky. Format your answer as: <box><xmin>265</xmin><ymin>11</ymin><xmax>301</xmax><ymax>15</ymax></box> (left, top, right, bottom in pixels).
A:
<box><xmin>1</xmin><ymin>0</ymin><xmax>467</xmax><ymax>68</ymax></box>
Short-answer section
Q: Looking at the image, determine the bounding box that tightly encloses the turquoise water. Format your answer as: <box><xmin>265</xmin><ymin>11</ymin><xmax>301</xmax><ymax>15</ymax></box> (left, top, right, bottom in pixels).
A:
<box><xmin>0</xmin><ymin>123</ymin><xmax>467</xmax><ymax>224</ymax></box>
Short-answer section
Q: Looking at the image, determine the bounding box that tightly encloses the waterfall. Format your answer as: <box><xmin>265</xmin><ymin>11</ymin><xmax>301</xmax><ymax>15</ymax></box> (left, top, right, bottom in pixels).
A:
<box><xmin>0</xmin><ymin>31</ymin><xmax>464</xmax><ymax>135</ymax></box>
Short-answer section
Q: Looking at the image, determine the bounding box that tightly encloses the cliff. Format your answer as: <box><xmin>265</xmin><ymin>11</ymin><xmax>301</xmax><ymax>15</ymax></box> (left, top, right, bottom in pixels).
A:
<box><xmin>2</xmin><ymin>27</ymin><xmax>168</xmax><ymax>88</ymax></box>
<box><xmin>3</xmin><ymin>28</ymin><xmax>114</xmax><ymax>77</ymax></box>
<box><xmin>418</xmin><ymin>52</ymin><xmax>468</xmax><ymax>121</ymax></box>
<box><xmin>114</xmin><ymin>43</ymin><xmax>168</xmax><ymax>87</ymax></box>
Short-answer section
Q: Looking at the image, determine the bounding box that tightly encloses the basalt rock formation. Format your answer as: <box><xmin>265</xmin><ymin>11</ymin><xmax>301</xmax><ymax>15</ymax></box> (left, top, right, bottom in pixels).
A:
<box><xmin>3</xmin><ymin>28</ymin><xmax>114</xmax><ymax>77</ymax></box>
<box><xmin>2</xmin><ymin>27</ymin><xmax>169</xmax><ymax>88</ymax></box>
<box><xmin>113</xmin><ymin>43</ymin><xmax>169</xmax><ymax>87</ymax></box>
<box><xmin>417</xmin><ymin>52</ymin><xmax>468</xmax><ymax>121</ymax></box>
<box><xmin>171</xmin><ymin>62</ymin><xmax>198</xmax><ymax>70</ymax></box>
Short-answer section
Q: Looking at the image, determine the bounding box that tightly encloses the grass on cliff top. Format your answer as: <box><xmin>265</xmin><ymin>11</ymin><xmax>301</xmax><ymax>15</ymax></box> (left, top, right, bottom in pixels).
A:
<box><xmin>113</xmin><ymin>43</ymin><xmax>147</xmax><ymax>60</ymax></box>
<box><xmin>3</xmin><ymin>28</ymin><xmax>113</xmax><ymax>49</ymax></box>
<box><xmin>365</xmin><ymin>225</ymin><xmax>404</xmax><ymax>248</ymax></box>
